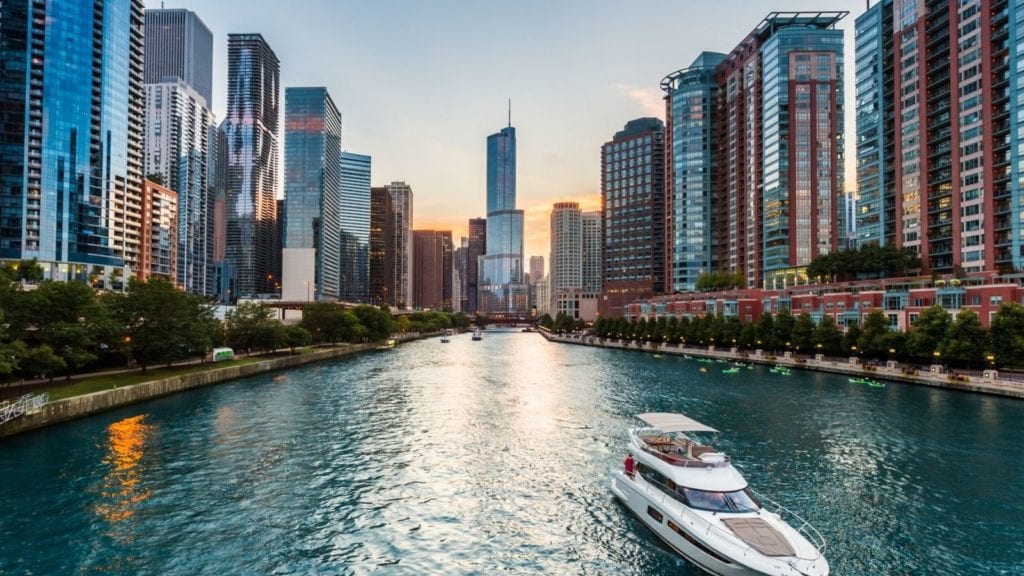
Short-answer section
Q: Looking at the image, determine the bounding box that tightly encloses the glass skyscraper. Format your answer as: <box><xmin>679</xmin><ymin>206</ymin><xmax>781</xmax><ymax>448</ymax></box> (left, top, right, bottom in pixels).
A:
<box><xmin>0</xmin><ymin>0</ymin><xmax>145</xmax><ymax>282</ymax></box>
<box><xmin>340</xmin><ymin>152</ymin><xmax>371</xmax><ymax>303</ymax></box>
<box><xmin>223</xmin><ymin>34</ymin><xmax>280</xmax><ymax>297</ymax></box>
<box><xmin>282</xmin><ymin>87</ymin><xmax>342</xmax><ymax>301</ymax></box>
<box><xmin>479</xmin><ymin>125</ymin><xmax>527</xmax><ymax>314</ymax></box>
<box><xmin>143</xmin><ymin>9</ymin><xmax>213</xmax><ymax>108</ymax></box>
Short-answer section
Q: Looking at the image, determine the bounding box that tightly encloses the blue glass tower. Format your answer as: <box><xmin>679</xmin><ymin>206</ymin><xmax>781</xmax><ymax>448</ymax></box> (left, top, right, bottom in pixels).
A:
<box><xmin>340</xmin><ymin>152</ymin><xmax>371</xmax><ymax>303</ymax></box>
<box><xmin>282</xmin><ymin>87</ymin><xmax>341</xmax><ymax>301</ymax></box>
<box><xmin>479</xmin><ymin>125</ymin><xmax>527</xmax><ymax>314</ymax></box>
<box><xmin>0</xmin><ymin>0</ymin><xmax>145</xmax><ymax>281</ymax></box>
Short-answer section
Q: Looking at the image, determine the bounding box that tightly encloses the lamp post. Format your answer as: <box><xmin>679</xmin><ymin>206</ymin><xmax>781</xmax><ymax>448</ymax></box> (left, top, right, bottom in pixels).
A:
<box><xmin>986</xmin><ymin>354</ymin><xmax>995</xmax><ymax>370</ymax></box>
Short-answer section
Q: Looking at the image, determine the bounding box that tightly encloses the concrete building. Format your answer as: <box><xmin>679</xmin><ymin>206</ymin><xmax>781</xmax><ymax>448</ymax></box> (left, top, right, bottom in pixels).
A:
<box><xmin>140</xmin><ymin>179</ymin><xmax>178</xmax><ymax>283</ymax></box>
<box><xmin>467</xmin><ymin>217</ymin><xmax>487</xmax><ymax>314</ymax></box>
<box><xmin>600</xmin><ymin>118</ymin><xmax>665</xmax><ymax>317</ymax></box>
<box><xmin>412</xmin><ymin>230</ymin><xmax>453</xmax><ymax>310</ymax></box>
<box><xmin>143</xmin><ymin>8</ymin><xmax>213</xmax><ymax>107</ymax></box>
<box><xmin>378</xmin><ymin>182</ymin><xmax>413</xmax><ymax>308</ymax></box>
<box><xmin>369</xmin><ymin>187</ymin><xmax>395</xmax><ymax>307</ymax></box>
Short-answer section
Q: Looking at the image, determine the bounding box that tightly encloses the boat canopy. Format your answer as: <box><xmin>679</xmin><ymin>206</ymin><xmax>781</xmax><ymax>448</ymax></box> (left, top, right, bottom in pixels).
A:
<box><xmin>636</xmin><ymin>413</ymin><xmax>719</xmax><ymax>434</ymax></box>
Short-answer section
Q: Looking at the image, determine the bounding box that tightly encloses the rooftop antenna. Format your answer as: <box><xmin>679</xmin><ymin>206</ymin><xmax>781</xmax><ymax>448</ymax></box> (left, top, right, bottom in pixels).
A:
<box><xmin>508</xmin><ymin>98</ymin><xmax>511</xmax><ymax>129</ymax></box>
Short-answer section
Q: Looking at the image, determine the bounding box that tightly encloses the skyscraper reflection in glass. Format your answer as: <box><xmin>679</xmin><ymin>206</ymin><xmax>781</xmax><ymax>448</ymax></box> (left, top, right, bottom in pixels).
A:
<box><xmin>479</xmin><ymin>125</ymin><xmax>527</xmax><ymax>314</ymax></box>
<box><xmin>340</xmin><ymin>152</ymin><xmax>371</xmax><ymax>303</ymax></box>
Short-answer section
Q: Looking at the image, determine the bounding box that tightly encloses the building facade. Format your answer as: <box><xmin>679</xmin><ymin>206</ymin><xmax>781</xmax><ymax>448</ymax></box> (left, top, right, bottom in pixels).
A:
<box><xmin>855</xmin><ymin>0</ymin><xmax>1023</xmax><ymax>274</ymax></box>
<box><xmin>381</xmin><ymin>182</ymin><xmax>413</xmax><ymax>308</ymax></box>
<box><xmin>340</xmin><ymin>152</ymin><xmax>371</xmax><ymax>303</ymax></box>
<box><xmin>0</xmin><ymin>0</ymin><xmax>145</xmax><ymax>282</ymax></box>
<box><xmin>143</xmin><ymin>8</ymin><xmax>213</xmax><ymax>107</ymax></box>
<box><xmin>412</xmin><ymin>230</ymin><xmax>453</xmax><ymax>310</ymax></box>
<box><xmin>143</xmin><ymin>80</ymin><xmax>212</xmax><ymax>293</ymax></box>
<box><xmin>550</xmin><ymin>202</ymin><xmax>582</xmax><ymax>315</ymax></box>
<box><xmin>479</xmin><ymin>125</ymin><xmax>528</xmax><ymax>314</ymax></box>
<box><xmin>222</xmin><ymin>33</ymin><xmax>280</xmax><ymax>297</ymax></box>
<box><xmin>140</xmin><ymin>179</ymin><xmax>178</xmax><ymax>282</ymax></box>
<box><xmin>369</xmin><ymin>187</ymin><xmax>395</xmax><ymax>306</ymax></box>
<box><xmin>600</xmin><ymin>118</ymin><xmax>665</xmax><ymax>317</ymax></box>
<box><xmin>661</xmin><ymin>12</ymin><xmax>845</xmax><ymax>290</ymax></box>
<box><xmin>466</xmin><ymin>217</ymin><xmax>487</xmax><ymax>314</ymax></box>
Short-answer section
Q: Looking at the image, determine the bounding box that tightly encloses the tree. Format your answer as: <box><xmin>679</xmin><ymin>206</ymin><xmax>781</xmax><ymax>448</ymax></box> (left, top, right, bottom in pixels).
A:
<box><xmin>857</xmin><ymin>310</ymin><xmax>891</xmax><ymax>359</ymax></box>
<box><xmin>351</xmin><ymin>305</ymin><xmax>394</xmax><ymax>341</ymax></box>
<box><xmin>18</xmin><ymin>344</ymin><xmax>65</xmax><ymax>382</ymax></box>
<box><xmin>773</xmin><ymin>308</ymin><xmax>795</xmax><ymax>350</ymax></box>
<box><xmin>108</xmin><ymin>278</ymin><xmax>206</xmax><ymax>371</ymax></box>
<box><xmin>792</xmin><ymin>313</ymin><xmax>816</xmax><ymax>354</ymax></box>
<box><xmin>942</xmin><ymin>309</ymin><xmax>985</xmax><ymax>367</ymax></box>
<box><xmin>906</xmin><ymin>305</ymin><xmax>950</xmax><ymax>361</ymax></box>
<box><xmin>813</xmin><ymin>316</ymin><xmax>844</xmax><ymax>356</ymax></box>
<box><xmin>843</xmin><ymin>324</ymin><xmax>862</xmax><ymax>355</ymax></box>
<box><xmin>988</xmin><ymin>302</ymin><xmax>1024</xmax><ymax>368</ymax></box>
<box><xmin>539</xmin><ymin>314</ymin><xmax>553</xmax><ymax>329</ymax></box>
<box><xmin>225</xmin><ymin>301</ymin><xmax>279</xmax><ymax>354</ymax></box>
<box><xmin>301</xmin><ymin>302</ymin><xmax>347</xmax><ymax>343</ymax></box>
<box><xmin>754</xmin><ymin>313</ymin><xmax>776</xmax><ymax>351</ymax></box>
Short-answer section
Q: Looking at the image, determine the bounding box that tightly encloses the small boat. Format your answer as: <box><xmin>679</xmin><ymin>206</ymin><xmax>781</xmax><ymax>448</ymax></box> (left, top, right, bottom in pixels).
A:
<box><xmin>699</xmin><ymin>367</ymin><xmax>708</xmax><ymax>373</ymax></box>
<box><xmin>653</xmin><ymin>354</ymin><xmax>663</xmax><ymax>359</ymax></box>
<box><xmin>441</xmin><ymin>329</ymin><xmax>453</xmax><ymax>343</ymax></box>
<box><xmin>611</xmin><ymin>413</ymin><xmax>829</xmax><ymax>576</ymax></box>
<box><xmin>697</xmin><ymin>358</ymin><xmax>714</xmax><ymax>364</ymax></box>
<box><xmin>472</xmin><ymin>330</ymin><xmax>483</xmax><ymax>341</ymax></box>
<box><xmin>376</xmin><ymin>338</ymin><xmax>397</xmax><ymax>350</ymax></box>
<box><xmin>715</xmin><ymin>358</ymin><xmax>729</xmax><ymax>364</ymax></box>
<box><xmin>683</xmin><ymin>354</ymin><xmax>694</xmax><ymax>359</ymax></box>
<box><xmin>770</xmin><ymin>365</ymin><xmax>792</xmax><ymax>375</ymax></box>
<box><xmin>849</xmin><ymin>377</ymin><xmax>885</xmax><ymax>388</ymax></box>
<box><xmin>721</xmin><ymin>367</ymin><xmax>740</xmax><ymax>375</ymax></box>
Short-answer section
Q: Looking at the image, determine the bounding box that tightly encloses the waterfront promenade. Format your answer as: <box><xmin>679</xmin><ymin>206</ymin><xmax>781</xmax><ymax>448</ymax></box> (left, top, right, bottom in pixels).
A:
<box><xmin>539</xmin><ymin>329</ymin><xmax>1024</xmax><ymax>400</ymax></box>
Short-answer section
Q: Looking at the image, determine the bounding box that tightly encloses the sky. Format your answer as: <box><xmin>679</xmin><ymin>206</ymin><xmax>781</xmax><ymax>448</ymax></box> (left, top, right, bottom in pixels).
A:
<box><xmin>147</xmin><ymin>0</ymin><xmax>868</xmax><ymax>275</ymax></box>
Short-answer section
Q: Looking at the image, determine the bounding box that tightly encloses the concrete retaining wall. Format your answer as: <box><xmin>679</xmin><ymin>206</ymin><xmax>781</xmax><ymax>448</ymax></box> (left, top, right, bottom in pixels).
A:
<box><xmin>0</xmin><ymin>344</ymin><xmax>374</xmax><ymax>438</ymax></box>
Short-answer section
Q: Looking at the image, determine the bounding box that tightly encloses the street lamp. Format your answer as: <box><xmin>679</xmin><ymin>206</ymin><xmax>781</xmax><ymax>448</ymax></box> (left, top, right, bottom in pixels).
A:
<box><xmin>986</xmin><ymin>354</ymin><xmax>995</xmax><ymax>369</ymax></box>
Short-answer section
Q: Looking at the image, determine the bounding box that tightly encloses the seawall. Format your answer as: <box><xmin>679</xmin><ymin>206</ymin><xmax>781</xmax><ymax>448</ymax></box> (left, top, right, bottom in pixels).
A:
<box><xmin>539</xmin><ymin>330</ymin><xmax>1024</xmax><ymax>400</ymax></box>
<box><xmin>0</xmin><ymin>344</ymin><xmax>379</xmax><ymax>438</ymax></box>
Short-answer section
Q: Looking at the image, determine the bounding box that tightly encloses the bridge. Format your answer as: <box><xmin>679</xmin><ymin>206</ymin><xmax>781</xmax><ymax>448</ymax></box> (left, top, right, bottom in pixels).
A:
<box><xmin>0</xmin><ymin>393</ymin><xmax>48</xmax><ymax>426</ymax></box>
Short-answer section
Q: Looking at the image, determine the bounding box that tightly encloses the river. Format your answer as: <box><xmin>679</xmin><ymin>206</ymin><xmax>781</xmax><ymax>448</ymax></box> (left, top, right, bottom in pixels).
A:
<box><xmin>1</xmin><ymin>330</ymin><xmax>1022</xmax><ymax>575</ymax></box>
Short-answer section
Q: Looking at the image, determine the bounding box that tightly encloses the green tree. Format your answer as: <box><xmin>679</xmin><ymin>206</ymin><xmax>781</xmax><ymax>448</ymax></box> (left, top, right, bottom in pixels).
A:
<box><xmin>813</xmin><ymin>316</ymin><xmax>844</xmax><ymax>356</ymax></box>
<box><xmin>351</xmin><ymin>305</ymin><xmax>394</xmax><ymax>341</ymax></box>
<box><xmin>754</xmin><ymin>313</ymin><xmax>776</xmax><ymax>351</ymax></box>
<box><xmin>225</xmin><ymin>301</ymin><xmax>279</xmax><ymax>354</ymax></box>
<box><xmin>988</xmin><ymin>302</ymin><xmax>1024</xmax><ymax>368</ymax></box>
<box><xmin>906</xmin><ymin>305</ymin><xmax>950</xmax><ymax>361</ymax></box>
<box><xmin>301</xmin><ymin>302</ymin><xmax>347</xmax><ymax>343</ymax></box>
<box><xmin>857</xmin><ymin>310</ymin><xmax>891</xmax><ymax>359</ymax></box>
<box><xmin>843</xmin><ymin>324</ymin><xmax>862</xmax><ymax>356</ymax></box>
<box><xmin>18</xmin><ymin>344</ymin><xmax>65</xmax><ymax>382</ymax></box>
<box><xmin>538</xmin><ymin>314</ymin><xmax>553</xmax><ymax>329</ymax></box>
<box><xmin>942</xmin><ymin>309</ymin><xmax>985</xmax><ymax>367</ymax></box>
<box><xmin>773</xmin><ymin>308</ymin><xmax>795</xmax><ymax>350</ymax></box>
<box><xmin>108</xmin><ymin>278</ymin><xmax>209</xmax><ymax>371</ymax></box>
<box><xmin>792</xmin><ymin>313</ymin><xmax>816</xmax><ymax>354</ymax></box>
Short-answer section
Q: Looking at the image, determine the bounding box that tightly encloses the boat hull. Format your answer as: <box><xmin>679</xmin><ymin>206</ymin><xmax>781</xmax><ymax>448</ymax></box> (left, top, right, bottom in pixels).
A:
<box><xmin>610</xmin><ymin>471</ymin><xmax>824</xmax><ymax>576</ymax></box>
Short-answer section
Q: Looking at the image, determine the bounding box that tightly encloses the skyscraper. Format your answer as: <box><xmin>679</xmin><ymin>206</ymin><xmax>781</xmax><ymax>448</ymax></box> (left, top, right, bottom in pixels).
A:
<box><xmin>384</xmin><ymin>181</ymin><xmax>413</xmax><ymax>308</ymax></box>
<box><xmin>529</xmin><ymin>256</ymin><xmax>545</xmax><ymax>286</ymax></box>
<box><xmin>454</xmin><ymin>238</ymin><xmax>468</xmax><ymax>312</ymax></box>
<box><xmin>140</xmin><ymin>179</ymin><xmax>178</xmax><ymax>283</ymax></box>
<box><xmin>282</xmin><ymin>87</ymin><xmax>342</xmax><ymax>301</ymax></box>
<box><xmin>340</xmin><ymin>152</ymin><xmax>372</xmax><ymax>303</ymax></box>
<box><xmin>412</xmin><ymin>230</ymin><xmax>453</xmax><ymax>310</ymax></box>
<box><xmin>466</xmin><ymin>217</ymin><xmax>487</xmax><ymax>314</ymax></box>
<box><xmin>550</xmin><ymin>202</ymin><xmax>582</xmax><ymax>312</ymax></box>
<box><xmin>222</xmin><ymin>33</ymin><xmax>280</xmax><ymax>297</ymax></box>
<box><xmin>600</xmin><ymin>118</ymin><xmax>665</xmax><ymax>316</ymax></box>
<box><xmin>0</xmin><ymin>0</ymin><xmax>145</xmax><ymax>282</ymax></box>
<box><xmin>143</xmin><ymin>80</ymin><xmax>213</xmax><ymax>293</ymax></box>
<box><xmin>143</xmin><ymin>8</ymin><xmax>213</xmax><ymax>107</ymax></box>
<box><xmin>582</xmin><ymin>211</ymin><xmax>602</xmax><ymax>294</ymax></box>
<box><xmin>369</xmin><ymin>187</ymin><xmax>395</xmax><ymax>306</ymax></box>
<box><xmin>479</xmin><ymin>123</ymin><xmax>527</xmax><ymax>314</ymax></box>
<box><xmin>855</xmin><ymin>0</ymin><xmax>1021</xmax><ymax>274</ymax></box>
<box><xmin>662</xmin><ymin>12</ymin><xmax>846</xmax><ymax>289</ymax></box>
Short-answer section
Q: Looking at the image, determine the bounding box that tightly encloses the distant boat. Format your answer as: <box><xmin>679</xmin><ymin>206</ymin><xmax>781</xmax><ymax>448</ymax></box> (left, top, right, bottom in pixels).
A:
<box><xmin>770</xmin><ymin>365</ymin><xmax>792</xmax><ymax>376</ymax></box>
<box><xmin>721</xmin><ymin>367</ymin><xmax>740</xmax><ymax>375</ymax></box>
<box><xmin>376</xmin><ymin>338</ymin><xmax>397</xmax><ymax>351</ymax></box>
<box><xmin>441</xmin><ymin>329</ymin><xmax>453</xmax><ymax>343</ymax></box>
<box><xmin>849</xmin><ymin>377</ymin><xmax>885</xmax><ymax>388</ymax></box>
<box><xmin>699</xmin><ymin>367</ymin><xmax>708</xmax><ymax>373</ymax></box>
<box><xmin>652</xmin><ymin>354</ymin><xmax>663</xmax><ymax>359</ymax></box>
<box><xmin>472</xmin><ymin>330</ymin><xmax>483</xmax><ymax>341</ymax></box>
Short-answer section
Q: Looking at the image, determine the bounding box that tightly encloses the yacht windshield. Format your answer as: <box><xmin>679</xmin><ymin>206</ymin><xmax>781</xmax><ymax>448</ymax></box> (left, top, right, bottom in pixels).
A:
<box><xmin>681</xmin><ymin>488</ymin><xmax>761</xmax><ymax>513</ymax></box>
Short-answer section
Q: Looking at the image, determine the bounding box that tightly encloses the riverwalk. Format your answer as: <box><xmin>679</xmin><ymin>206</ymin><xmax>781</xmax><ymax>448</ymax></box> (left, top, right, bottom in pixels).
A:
<box><xmin>539</xmin><ymin>329</ymin><xmax>1024</xmax><ymax>400</ymax></box>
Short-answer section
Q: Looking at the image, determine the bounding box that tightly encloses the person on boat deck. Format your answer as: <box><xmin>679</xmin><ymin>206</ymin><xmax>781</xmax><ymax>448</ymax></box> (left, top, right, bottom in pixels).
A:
<box><xmin>624</xmin><ymin>453</ymin><xmax>636</xmax><ymax>478</ymax></box>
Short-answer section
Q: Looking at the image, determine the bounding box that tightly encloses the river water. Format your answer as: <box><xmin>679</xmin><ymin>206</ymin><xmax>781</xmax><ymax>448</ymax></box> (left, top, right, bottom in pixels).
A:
<box><xmin>1</xmin><ymin>331</ymin><xmax>1022</xmax><ymax>575</ymax></box>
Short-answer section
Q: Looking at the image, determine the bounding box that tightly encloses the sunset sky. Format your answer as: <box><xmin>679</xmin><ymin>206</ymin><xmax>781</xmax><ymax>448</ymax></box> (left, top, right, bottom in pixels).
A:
<box><xmin>147</xmin><ymin>0</ymin><xmax>866</xmax><ymax>274</ymax></box>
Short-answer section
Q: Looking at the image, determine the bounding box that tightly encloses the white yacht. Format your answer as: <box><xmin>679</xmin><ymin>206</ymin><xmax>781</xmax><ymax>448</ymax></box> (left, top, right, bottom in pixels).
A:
<box><xmin>471</xmin><ymin>329</ymin><xmax>483</xmax><ymax>341</ymax></box>
<box><xmin>610</xmin><ymin>413</ymin><xmax>828</xmax><ymax>576</ymax></box>
<box><xmin>440</xmin><ymin>329</ymin><xmax>452</xmax><ymax>343</ymax></box>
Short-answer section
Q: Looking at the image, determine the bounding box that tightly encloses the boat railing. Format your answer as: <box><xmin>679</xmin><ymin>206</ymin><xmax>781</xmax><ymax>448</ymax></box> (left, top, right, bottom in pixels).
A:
<box><xmin>750</xmin><ymin>489</ymin><xmax>827</xmax><ymax>560</ymax></box>
<box><xmin>632</xmin><ymin>428</ymin><xmax>731</xmax><ymax>468</ymax></box>
<box><xmin>628</xmin><ymin>472</ymin><xmax>824</xmax><ymax>563</ymax></box>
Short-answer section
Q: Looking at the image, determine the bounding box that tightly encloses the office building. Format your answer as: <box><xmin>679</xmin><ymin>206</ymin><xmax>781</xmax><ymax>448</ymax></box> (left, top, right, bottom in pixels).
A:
<box><xmin>139</xmin><ymin>179</ymin><xmax>178</xmax><ymax>283</ymax></box>
<box><xmin>600</xmin><ymin>118</ymin><xmax>665</xmax><ymax>316</ymax></box>
<box><xmin>0</xmin><ymin>0</ymin><xmax>145</xmax><ymax>282</ymax></box>
<box><xmin>479</xmin><ymin>124</ymin><xmax>528</xmax><ymax>314</ymax></box>
<box><xmin>340</xmin><ymin>152</ymin><xmax>372</xmax><ymax>303</ymax></box>
<box><xmin>282</xmin><ymin>87</ymin><xmax>342</xmax><ymax>302</ymax></box>
<box><xmin>412</xmin><ymin>230</ymin><xmax>453</xmax><ymax>310</ymax></box>
<box><xmin>855</xmin><ymin>0</ymin><xmax>1022</xmax><ymax>274</ymax></box>
<box><xmin>529</xmin><ymin>256</ymin><xmax>545</xmax><ymax>286</ymax></box>
<box><xmin>369</xmin><ymin>187</ymin><xmax>395</xmax><ymax>306</ymax></box>
<box><xmin>222</xmin><ymin>33</ymin><xmax>280</xmax><ymax>297</ymax></box>
<box><xmin>143</xmin><ymin>79</ymin><xmax>213</xmax><ymax>293</ymax></box>
<box><xmin>377</xmin><ymin>182</ymin><xmax>413</xmax><ymax>308</ymax></box>
<box><xmin>454</xmin><ymin>239</ymin><xmax>466</xmax><ymax>313</ymax></box>
<box><xmin>143</xmin><ymin>8</ymin><xmax>213</xmax><ymax>107</ymax></box>
<box><xmin>550</xmin><ymin>202</ymin><xmax>582</xmax><ymax>313</ymax></box>
<box><xmin>662</xmin><ymin>12</ymin><xmax>846</xmax><ymax>289</ymax></box>
<box><xmin>467</xmin><ymin>217</ymin><xmax>487</xmax><ymax>314</ymax></box>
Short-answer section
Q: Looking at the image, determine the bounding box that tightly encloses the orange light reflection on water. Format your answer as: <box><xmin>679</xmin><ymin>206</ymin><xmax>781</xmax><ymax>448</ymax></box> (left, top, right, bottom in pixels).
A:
<box><xmin>94</xmin><ymin>414</ymin><xmax>153</xmax><ymax>524</ymax></box>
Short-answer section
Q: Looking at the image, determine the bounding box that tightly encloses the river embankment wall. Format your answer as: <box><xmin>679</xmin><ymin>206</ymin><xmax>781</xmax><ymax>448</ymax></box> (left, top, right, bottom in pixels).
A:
<box><xmin>539</xmin><ymin>329</ymin><xmax>1024</xmax><ymax>400</ymax></box>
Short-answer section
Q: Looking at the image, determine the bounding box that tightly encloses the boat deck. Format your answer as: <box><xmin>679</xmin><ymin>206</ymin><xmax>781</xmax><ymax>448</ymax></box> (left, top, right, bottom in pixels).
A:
<box><xmin>638</xmin><ymin>433</ymin><xmax>728</xmax><ymax>467</ymax></box>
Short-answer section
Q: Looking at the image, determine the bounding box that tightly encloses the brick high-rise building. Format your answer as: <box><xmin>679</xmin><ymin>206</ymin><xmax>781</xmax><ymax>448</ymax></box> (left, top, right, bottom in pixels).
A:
<box><xmin>412</xmin><ymin>230</ymin><xmax>453</xmax><ymax>310</ymax></box>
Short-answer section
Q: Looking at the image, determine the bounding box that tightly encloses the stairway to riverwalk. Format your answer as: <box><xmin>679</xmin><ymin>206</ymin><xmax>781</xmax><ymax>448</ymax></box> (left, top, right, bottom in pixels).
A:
<box><xmin>0</xmin><ymin>393</ymin><xmax>48</xmax><ymax>426</ymax></box>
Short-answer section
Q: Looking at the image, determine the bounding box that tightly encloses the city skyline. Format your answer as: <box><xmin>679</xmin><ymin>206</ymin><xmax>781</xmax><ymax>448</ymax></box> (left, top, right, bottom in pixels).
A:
<box><xmin>141</xmin><ymin>0</ymin><xmax>866</xmax><ymax>260</ymax></box>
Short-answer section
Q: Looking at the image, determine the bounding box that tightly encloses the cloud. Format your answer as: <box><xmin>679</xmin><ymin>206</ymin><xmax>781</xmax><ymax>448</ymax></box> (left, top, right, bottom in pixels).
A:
<box><xmin>613</xmin><ymin>84</ymin><xmax>665</xmax><ymax>119</ymax></box>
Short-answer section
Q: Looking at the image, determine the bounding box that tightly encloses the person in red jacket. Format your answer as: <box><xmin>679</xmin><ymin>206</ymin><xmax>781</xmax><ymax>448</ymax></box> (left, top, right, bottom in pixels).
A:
<box><xmin>624</xmin><ymin>453</ymin><xmax>636</xmax><ymax>479</ymax></box>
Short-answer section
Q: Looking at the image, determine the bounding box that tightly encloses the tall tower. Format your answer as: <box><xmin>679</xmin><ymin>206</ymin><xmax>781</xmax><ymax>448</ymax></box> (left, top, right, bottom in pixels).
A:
<box><xmin>223</xmin><ymin>33</ymin><xmax>280</xmax><ymax>297</ymax></box>
<box><xmin>282</xmin><ymin>87</ymin><xmax>342</xmax><ymax>301</ymax></box>
<box><xmin>479</xmin><ymin>117</ymin><xmax>527</xmax><ymax>314</ymax></box>
<box><xmin>340</xmin><ymin>152</ymin><xmax>372</xmax><ymax>303</ymax></box>
<box><xmin>0</xmin><ymin>0</ymin><xmax>145</xmax><ymax>283</ymax></box>
<box><xmin>412</xmin><ymin>230</ymin><xmax>453</xmax><ymax>310</ymax></box>
<box><xmin>383</xmin><ymin>182</ymin><xmax>413</xmax><ymax>308</ymax></box>
<box><xmin>600</xmin><ymin>117</ymin><xmax>666</xmax><ymax>316</ymax></box>
<box><xmin>466</xmin><ymin>217</ymin><xmax>487</xmax><ymax>314</ymax></box>
<box><xmin>143</xmin><ymin>9</ymin><xmax>213</xmax><ymax>107</ymax></box>
<box><xmin>549</xmin><ymin>202</ymin><xmax>582</xmax><ymax>314</ymax></box>
<box><xmin>369</xmin><ymin>187</ymin><xmax>395</xmax><ymax>306</ymax></box>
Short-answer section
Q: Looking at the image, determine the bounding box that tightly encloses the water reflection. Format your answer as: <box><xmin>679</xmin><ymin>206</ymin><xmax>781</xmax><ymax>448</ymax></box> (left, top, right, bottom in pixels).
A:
<box><xmin>94</xmin><ymin>414</ymin><xmax>153</xmax><ymax>524</ymax></box>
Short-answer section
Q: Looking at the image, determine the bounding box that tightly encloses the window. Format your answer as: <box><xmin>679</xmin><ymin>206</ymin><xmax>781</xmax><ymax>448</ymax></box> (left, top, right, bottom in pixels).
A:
<box><xmin>680</xmin><ymin>488</ymin><xmax>761</xmax><ymax>513</ymax></box>
<box><xmin>647</xmin><ymin>506</ymin><xmax>663</xmax><ymax>523</ymax></box>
